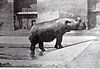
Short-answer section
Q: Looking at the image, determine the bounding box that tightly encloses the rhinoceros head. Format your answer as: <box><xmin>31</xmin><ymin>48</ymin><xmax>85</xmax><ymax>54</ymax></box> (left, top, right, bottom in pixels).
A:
<box><xmin>65</xmin><ymin>17</ymin><xmax>86</xmax><ymax>30</ymax></box>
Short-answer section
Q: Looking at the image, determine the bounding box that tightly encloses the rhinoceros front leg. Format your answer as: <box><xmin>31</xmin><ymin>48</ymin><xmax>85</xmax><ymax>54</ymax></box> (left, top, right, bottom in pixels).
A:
<box><xmin>54</xmin><ymin>35</ymin><xmax>63</xmax><ymax>49</ymax></box>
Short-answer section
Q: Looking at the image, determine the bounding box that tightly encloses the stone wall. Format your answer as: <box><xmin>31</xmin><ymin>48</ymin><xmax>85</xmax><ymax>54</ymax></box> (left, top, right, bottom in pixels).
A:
<box><xmin>0</xmin><ymin>1</ymin><xmax>14</xmax><ymax>31</ymax></box>
<box><xmin>37</xmin><ymin>0</ymin><xmax>87</xmax><ymax>21</ymax></box>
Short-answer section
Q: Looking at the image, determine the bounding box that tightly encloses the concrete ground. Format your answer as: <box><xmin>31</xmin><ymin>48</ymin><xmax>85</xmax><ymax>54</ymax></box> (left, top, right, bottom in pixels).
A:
<box><xmin>67</xmin><ymin>38</ymin><xmax>100</xmax><ymax>68</ymax></box>
<box><xmin>0</xmin><ymin>29</ymin><xmax>100</xmax><ymax>68</ymax></box>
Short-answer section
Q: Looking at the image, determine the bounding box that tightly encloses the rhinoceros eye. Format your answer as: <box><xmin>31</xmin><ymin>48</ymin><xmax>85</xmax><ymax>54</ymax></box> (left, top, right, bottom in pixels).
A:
<box><xmin>65</xmin><ymin>20</ymin><xmax>71</xmax><ymax>26</ymax></box>
<box><xmin>65</xmin><ymin>20</ymin><xmax>71</xmax><ymax>24</ymax></box>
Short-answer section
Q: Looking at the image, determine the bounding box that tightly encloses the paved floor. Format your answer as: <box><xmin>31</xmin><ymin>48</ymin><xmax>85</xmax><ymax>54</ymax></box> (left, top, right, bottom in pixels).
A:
<box><xmin>0</xmin><ymin>35</ymin><xmax>96</xmax><ymax>47</ymax></box>
<box><xmin>67</xmin><ymin>38</ymin><xmax>100</xmax><ymax>68</ymax></box>
<box><xmin>0</xmin><ymin>29</ymin><xmax>99</xmax><ymax>67</ymax></box>
<box><xmin>0</xmin><ymin>34</ymin><xmax>97</xmax><ymax>67</ymax></box>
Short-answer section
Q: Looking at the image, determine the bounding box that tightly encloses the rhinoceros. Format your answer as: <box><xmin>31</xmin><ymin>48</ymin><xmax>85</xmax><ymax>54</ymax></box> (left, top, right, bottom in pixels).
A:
<box><xmin>29</xmin><ymin>17</ymin><xmax>86</xmax><ymax>57</ymax></box>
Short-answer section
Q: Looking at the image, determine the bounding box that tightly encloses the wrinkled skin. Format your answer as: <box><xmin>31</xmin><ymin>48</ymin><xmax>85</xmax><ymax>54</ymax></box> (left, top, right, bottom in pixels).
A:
<box><xmin>70</xmin><ymin>19</ymin><xmax>86</xmax><ymax>30</ymax></box>
<box><xmin>59</xmin><ymin>18</ymin><xmax>86</xmax><ymax>30</ymax></box>
<box><xmin>29</xmin><ymin>18</ymin><xmax>86</xmax><ymax>58</ymax></box>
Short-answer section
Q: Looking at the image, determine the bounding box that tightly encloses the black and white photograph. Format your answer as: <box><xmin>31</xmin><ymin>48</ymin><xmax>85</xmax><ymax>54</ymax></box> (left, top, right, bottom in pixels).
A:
<box><xmin>0</xmin><ymin>0</ymin><xmax>100</xmax><ymax>68</ymax></box>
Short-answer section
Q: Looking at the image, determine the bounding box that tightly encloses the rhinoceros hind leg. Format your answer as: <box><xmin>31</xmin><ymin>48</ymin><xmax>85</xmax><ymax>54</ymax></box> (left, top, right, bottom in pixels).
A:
<box><xmin>39</xmin><ymin>41</ymin><xmax>45</xmax><ymax>51</ymax></box>
<box><xmin>30</xmin><ymin>41</ymin><xmax>38</xmax><ymax>58</ymax></box>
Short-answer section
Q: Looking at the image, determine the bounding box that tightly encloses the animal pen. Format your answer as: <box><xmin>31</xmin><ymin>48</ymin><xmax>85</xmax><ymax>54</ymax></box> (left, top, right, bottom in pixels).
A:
<box><xmin>13</xmin><ymin>0</ymin><xmax>38</xmax><ymax>30</ymax></box>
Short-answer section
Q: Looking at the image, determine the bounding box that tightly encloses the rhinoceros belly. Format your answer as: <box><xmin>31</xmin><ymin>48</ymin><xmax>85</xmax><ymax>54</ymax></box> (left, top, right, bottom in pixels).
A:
<box><xmin>38</xmin><ymin>30</ymin><xmax>56</xmax><ymax>42</ymax></box>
